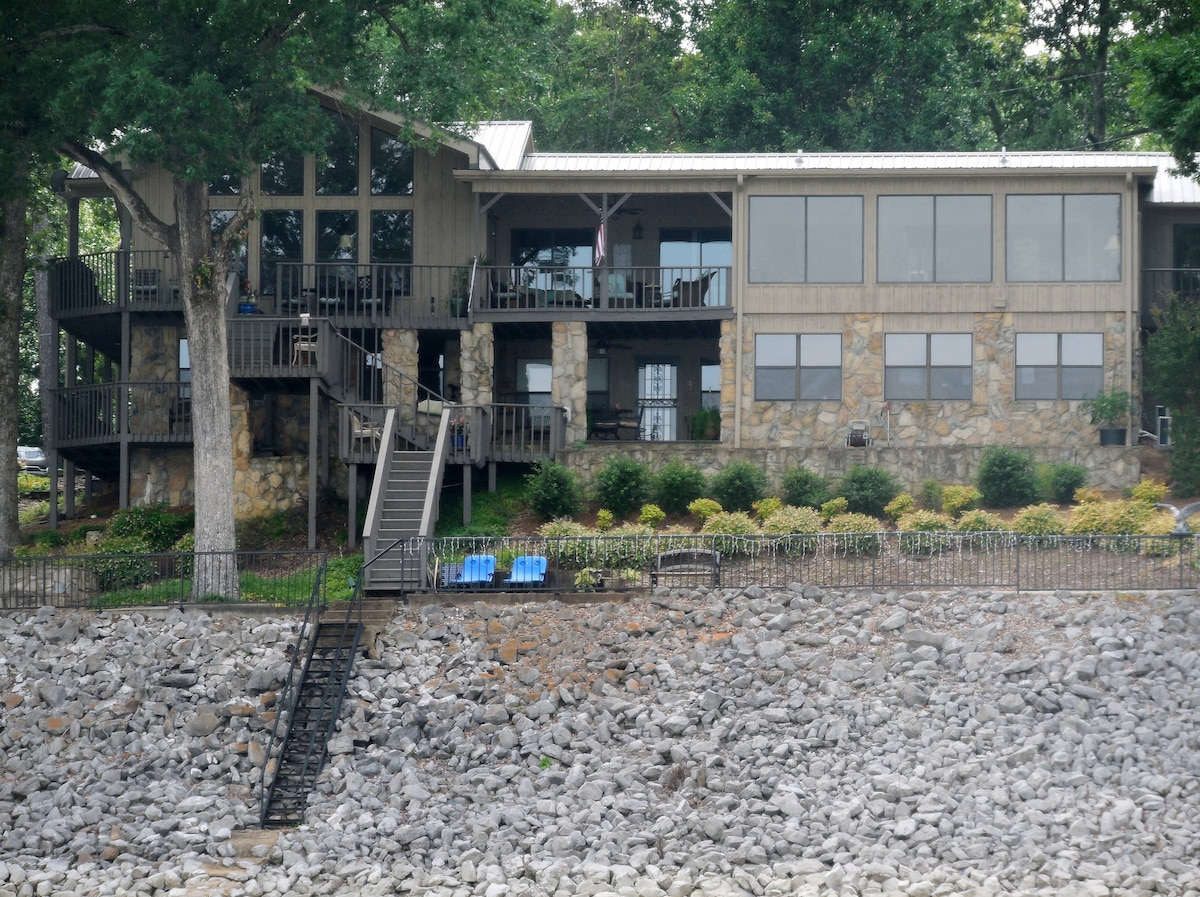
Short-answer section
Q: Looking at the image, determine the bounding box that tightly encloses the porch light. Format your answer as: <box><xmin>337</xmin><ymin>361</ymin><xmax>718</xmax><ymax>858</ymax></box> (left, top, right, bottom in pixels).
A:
<box><xmin>596</xmin><ymin>340</ymin><xmax>608</xmax><ymax>356</ymax></box>
<box><xmin>632</xmin><ymin>222</ymin><xmax>643</xmax><ymax>240</ymax></box>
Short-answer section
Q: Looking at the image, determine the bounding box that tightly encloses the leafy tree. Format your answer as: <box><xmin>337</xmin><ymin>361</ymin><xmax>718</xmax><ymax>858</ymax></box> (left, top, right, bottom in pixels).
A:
<box><xmin>1145</xmin><ymin>299</ymin><xmax>1200</xmax><ymax>493</ymax></box>
<box><xmin>1133</xmin><ymin>2</ymin><xmax>1200</xmax><ymax>174</ymax></box>
<box><xmin>44</xmin><ymin>0</ymin><xmax>543</xmax><ymax>591</ymax></box>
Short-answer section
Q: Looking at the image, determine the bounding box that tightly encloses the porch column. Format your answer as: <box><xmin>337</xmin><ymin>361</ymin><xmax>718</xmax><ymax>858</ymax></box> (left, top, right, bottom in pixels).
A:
<box><xmin>552</xmin><ymin>321</ymin><xmax>588</xmax><ymax>446</ymax></box>
<box><xmin>460</xmin><ymin>322</ymin><xmax>494</xmax><ymax>407</ymax></box>
<box><xmin>382</xmin><ymin>327</ymin><xmax>420</xmax><ymax>427</ymax></box>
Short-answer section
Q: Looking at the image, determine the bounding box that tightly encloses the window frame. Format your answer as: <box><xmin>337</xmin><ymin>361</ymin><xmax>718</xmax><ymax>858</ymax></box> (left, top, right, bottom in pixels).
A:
<box><xmin>754</xmin><ymin>333</ymin><xmax>842</xmax><ymax>401</ymax></box>
<box><xmin>877</xmin><ymin>194</ymin><xmax>992</xmax><ymax>283</ymax></box>
<box><xmin>749</xmin><ymin>196</ymin><xmax>863</xmax><ymax>284</ymax></box>
<box><xmin>1014</xmin><ymin>332</ymin><xmax>1104</xmax><ymax>400</ymax></box>
<box><xmin>884</xmin><ymin>333</ymin><xmax>973</xmax><ymax>401</ymax></box>
<box><xmin>1005</xmin><ymin>194</ymin><xmax>1121</xmax><ymax>283</ymax></box>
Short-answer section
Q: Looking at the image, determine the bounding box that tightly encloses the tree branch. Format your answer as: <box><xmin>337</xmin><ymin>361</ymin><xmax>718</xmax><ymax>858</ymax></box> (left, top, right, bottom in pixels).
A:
<box><xmin>59</xmin><ymin>142</ymin><xmax>177</xmax><ymax>251</ymax></box>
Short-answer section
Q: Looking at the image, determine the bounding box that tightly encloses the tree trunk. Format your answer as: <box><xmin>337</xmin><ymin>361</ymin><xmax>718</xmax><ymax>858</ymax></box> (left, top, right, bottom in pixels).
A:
<box><xmin>175</xmin><ymin>178</ymin><xmax>239</xmax><ymax>598</ymax></box>
<box><xmin>0</xmin><ymin>173</ymin><xmax>28</xmax><ymax>559</ymax></box>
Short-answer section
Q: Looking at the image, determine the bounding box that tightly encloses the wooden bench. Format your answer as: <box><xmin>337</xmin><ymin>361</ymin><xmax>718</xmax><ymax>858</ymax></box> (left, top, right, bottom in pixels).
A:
<box><xmin>650</xmin><ymin>548</ymin><xmax>721</xmax><ymax>588</ymax></box>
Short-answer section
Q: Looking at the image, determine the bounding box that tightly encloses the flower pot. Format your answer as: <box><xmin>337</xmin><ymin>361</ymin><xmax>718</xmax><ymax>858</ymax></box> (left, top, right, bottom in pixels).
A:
<box><xmin>1099</xmin><ymin>427</ymin><xmax>1126</xmax><ymax>446</ymax></box>
<box><xmin>448</xmin><ymin>296</ymin><xmax>468</xmax><ymax>317</ymax></box>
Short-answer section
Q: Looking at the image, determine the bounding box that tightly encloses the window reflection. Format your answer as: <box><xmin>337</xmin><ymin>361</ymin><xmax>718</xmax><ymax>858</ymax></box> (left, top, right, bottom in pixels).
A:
<box><xmin>371</xmin><ymin>128</ymin><xmax>413</xmax><ymax>195</ymax></box>
<box><xmin>318</xmin><ymin>112</ymin><xmax>359</xmax><ymax>196</ymax></box>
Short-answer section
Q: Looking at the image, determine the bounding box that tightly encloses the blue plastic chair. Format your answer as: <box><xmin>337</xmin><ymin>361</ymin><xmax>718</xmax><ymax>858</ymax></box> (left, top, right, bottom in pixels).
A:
<box><xmin>504</xmin><ymin>555</ymin><xmax>548</xmax><ymax>585</ymax></box>
<box><xmin>455</xmin><ymin>554</ymin><xmax>497</xmax><ymax>585</ymax></box>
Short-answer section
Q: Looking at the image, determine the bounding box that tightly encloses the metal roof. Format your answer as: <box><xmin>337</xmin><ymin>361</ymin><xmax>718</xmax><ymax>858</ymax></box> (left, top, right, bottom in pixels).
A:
<box><xmin>1145</xmin><ymin>157</ymin><xmax>1200</xmax><ymax>205</ymax></box>
<box><xmin>515</xmin><ymin>150</ymin><xmax>1168</xmax><ymax>175</ymax></box>
<box><xmin>471</xmin><ymin>121</ymin><xmax>534</xmax><ymax>171</ymax></box>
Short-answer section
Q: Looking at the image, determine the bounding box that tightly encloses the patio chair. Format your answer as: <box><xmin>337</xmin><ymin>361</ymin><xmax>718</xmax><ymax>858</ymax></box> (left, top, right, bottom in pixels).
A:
<box><xmin>503</xmin><ymin>555</ymin><xmax>548</xmax><ymax>586</ymax></box>
<box><xmin>670</xmin><ymin>271</ymin><xmax>714</xmax><ymax>307</ymax></box>
<box><xmin>452</xmin><ymin>554</ymin><xmax>497</xmax><ymax>586</ymax></box>
<box><xmin>291</xmin><ymin>327</ymin><xmax>319</xmax><ymax>365</ymax></box>
<box><xmin>350</xmin><ymin>410</ymin><xmax>383</xmax><ymax>452</ymax></box>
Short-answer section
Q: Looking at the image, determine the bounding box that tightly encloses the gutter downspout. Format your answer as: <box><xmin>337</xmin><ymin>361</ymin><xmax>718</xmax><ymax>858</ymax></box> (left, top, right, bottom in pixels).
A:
<box><xmin>1127</xmin><ymin>170</ymin><xmax>1137</xmax><ymax>438</ymax></box>
<box><xmin>733</xmin><ymin>174</ymin><xmax>745</xmax><ymax>449</ymax></box>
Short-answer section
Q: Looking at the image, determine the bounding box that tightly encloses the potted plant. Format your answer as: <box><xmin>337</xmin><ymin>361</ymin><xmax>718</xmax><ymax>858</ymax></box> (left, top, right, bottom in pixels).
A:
<box><xmin>449</xmin><ymin>415</ymin><xmax>468</xmax><ymax>448</ymax></box>
<box><xmin>690</xmin><ymin>407</ymin><xmax>720</xmax><ymax>441</ymax></box>
<box><xmin>447</xmin><ymin>265</ymin><xmax>471</xmax><ymax>317</ymax></box>
<box><xmin>1083</xmin><ymin>388</ymin><xmax>1133</xmax><ymax>446</ymax></box>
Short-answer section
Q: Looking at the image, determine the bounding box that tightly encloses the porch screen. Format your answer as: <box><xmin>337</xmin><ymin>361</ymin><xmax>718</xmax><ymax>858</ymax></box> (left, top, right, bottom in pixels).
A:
<box><xmin>749</xmin><ymin>196</ymin><xmax>862</xmax><ymax>283</ymax></box>
<box><xmin>1006</xmin><ymin>194</ymin><xmax>1120</xmax><ymax>282</ymax></box>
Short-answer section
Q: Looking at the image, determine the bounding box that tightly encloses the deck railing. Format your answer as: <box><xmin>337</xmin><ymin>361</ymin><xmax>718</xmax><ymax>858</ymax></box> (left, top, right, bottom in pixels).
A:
<box><xmin>1142</xmin><ymin>268</ymin><xmax>1200</xmax><ymax>326</ymax></box>
<box><xmin>50</xmin><ymin>250</ymin><xmax>183</xmax><ymax>316</ymax></box>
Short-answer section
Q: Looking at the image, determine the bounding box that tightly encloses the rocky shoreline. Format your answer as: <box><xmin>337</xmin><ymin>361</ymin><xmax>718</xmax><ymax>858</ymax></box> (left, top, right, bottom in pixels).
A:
<box><xmin>1</xmin><ymin>584</ymin><xmax>1199</xmax><ymax>896</ymax></box>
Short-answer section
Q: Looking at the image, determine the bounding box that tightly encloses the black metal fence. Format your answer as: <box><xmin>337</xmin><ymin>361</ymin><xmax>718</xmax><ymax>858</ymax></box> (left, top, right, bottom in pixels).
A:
<box><xmin>404</xmin><ymin>532</ymin><xmax>1200</xmax><ymax>594</ymax></box>
<box><xmin>0</xmin><ymin>550</ymin><xmax>328</xmax><ymax>612</ymax></box>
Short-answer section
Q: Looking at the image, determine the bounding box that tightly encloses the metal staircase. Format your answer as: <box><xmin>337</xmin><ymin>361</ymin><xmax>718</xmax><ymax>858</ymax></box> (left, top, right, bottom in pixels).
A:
<box><xmin>260</xmin><ymin>608</ymin><xmax>362</xmax><ymax>828</ymax></box>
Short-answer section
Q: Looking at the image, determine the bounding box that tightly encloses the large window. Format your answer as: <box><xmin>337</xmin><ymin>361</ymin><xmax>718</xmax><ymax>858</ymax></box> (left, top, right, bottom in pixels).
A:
<box><xmin>261</xmin><ymin>154</ymin><xmax>304</xmax><ymax>196</ymax></box>
<box><xmin>513</xmin><ymin>229</ymin><xmax>594</xmax><ymax>299</ymax></box>
<box><xmin>749</xmin><ymin>196</ymin><xmax>863</xmax><ymax>283</ymax></box>
<box><xmin>370</xmin><ymin>127</ymin><xmax>414</xmax><ymax>195</ymax></box>
<box><xmin>317</xmin><ymin>112</ymin><xmax>359</xmax><ymax>196</ymax></box>
<box><xmin>755</xmin><ymin>333</ymin><xmax>842</xmax><ymax>401</ymax></box>
<box><xmin>878</xmin><ymin>195</ymin><xmax>991</xmax><ymax>282</ymax></box>
<box><xmin>260</xmin><ymin>210</ymin><xmax>303</xmax><ymax>298</ymax></box>
<box><xmin>885</xmin><ymin>333</ymin><xmax>972</xmax><ymax>400</ymax></box>
<box><xmin>1006</xmin><ymin>194</ymin><xmax>1120</xmax><ymax>281</ymax></box>
<box><xmin>1015</xmin><ymin>333</ymin><xmax>1103</xmax><ymax>400</ymax></box>
<box><xmin>659</xmin><ymin>228</ymin><xmax>732</xmax><ymax>305</ymax></box>
<box><xmin>372</xmin><ymin>210</ymin><xmax>413</xmax><ymax>296</ymax></box>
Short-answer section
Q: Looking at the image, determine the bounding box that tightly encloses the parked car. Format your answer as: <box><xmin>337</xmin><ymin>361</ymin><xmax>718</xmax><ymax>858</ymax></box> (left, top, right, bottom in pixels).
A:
<box><xmin>17</xmin><ymin>446</ymin><xmax>47</xmax><ymax>474</ymax></box>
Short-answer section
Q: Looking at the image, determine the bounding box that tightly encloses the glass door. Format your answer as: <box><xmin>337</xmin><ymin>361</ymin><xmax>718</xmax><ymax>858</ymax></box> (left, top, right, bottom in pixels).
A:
<box><xmin>638</xmin><ymin>361</ymin><xmax>677</xmax><ymax>441</ymax></box>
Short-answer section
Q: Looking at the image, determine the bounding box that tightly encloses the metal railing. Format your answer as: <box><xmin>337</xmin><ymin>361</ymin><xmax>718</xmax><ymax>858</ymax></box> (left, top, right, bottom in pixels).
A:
<box><xmin>51</xmin><ymin>381</ymin><xmax>195</xmax><ymax>446</ymax></box>
<box><xmin>479</xmin><ymin>264</ymin><xmax>731</xmax><ymax>311</ymax></box>
<box><xmin>1142</xmin><ymin>268</ymin><xmax>1200</xmax><ymax>326</ymax></box>
<box><xmin>50</xmin><ymin>250</ymin><xmax>182</xmax><ymax>316</ymax></box>
<box><xmin>0</xmin><ymin>550</ymin><xmax>328</xmax><ymax>612</ymax></box>
<box><xmin>363</xmin><ymin>532</ymin><xmax>1199</xmax><ymax>595</ymax></box>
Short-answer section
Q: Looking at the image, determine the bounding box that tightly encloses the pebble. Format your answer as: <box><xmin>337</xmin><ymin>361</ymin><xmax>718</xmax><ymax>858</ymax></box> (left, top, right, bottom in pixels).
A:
<box><xmin>2</xmin><ymin>590</ymin><xmax>1200</xmax><ymax>896</ymax></box>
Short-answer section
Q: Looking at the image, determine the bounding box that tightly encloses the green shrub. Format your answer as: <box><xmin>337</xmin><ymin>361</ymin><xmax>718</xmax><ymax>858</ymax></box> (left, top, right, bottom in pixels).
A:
<box><xmin>525</xmin><ymin>461</ymin><xmax>583</xmax><ymax>521</ymax></box>
<box><xmin>1038</xmin><ymin>463</ymin><xmax>1088</xmax><ymax>504</ymax></box>
<box><xmin>752</xmin><ymin>496</ymin><xmax>783</xmax><ymax>520</ymax></box>
<box><xmin>700</xmin><ymin>510</ymin><xmax>760</xmax><ymax>556</ymax></box>
<box><xmin>1166</xmin><ymin>410</ymin><xmax>1200</xmax><ymax>496</ymax></box>
<box><xmin>1130</xmin><ymin>478</ymin><xmax>1169</xmax><ymax>505</ymax></box>
<box><xmin>780</xmin><ymin>467</ymin><xmax>832</xmax><ymax>509</ymax></box>
<box><xmin>592</xmin><ymin>456</ymin><xmax>653</xmax><ymax>518</ymax></box>
<box><xmin>1075</xmin><ymin>486</ymin><xmax>1104</xmax><ymax>504</ymax></box>
<box><xmin>595</xmin><ymin>509</ymin><xmax>614</xmax><ymax>531</ymax></box>
<box><xmin>955</xmin><ymin>509</ymin><xmax>1007</xmax><ymax>532</ymax></box>
<box><xmin>638</xmin><ymin>503</ymin><xmax>666</xmax><ymax>529</ymax></box>
<box><xmin>652</xmin><ymin>459</ymin><xmax>707</xmax><ymax>515</ymax></box>
<box><xmin>109</xmin><ymin>503</ymin><xmax>194</xmax><ymax>552</ymax></box>
<box><xmin>976</xmin><ymin>446</ymin><xmax>1039</xmax><ymax>507</ymax></box>
<box><xmin>537</xmin><ymin>518</ymin><xmax>597</xmax><ymax>567</ymax></box>
<box><xmin>1012</xmin><ymin>503</ymin><xmax>1067</xmax><ymax>537</ymax></box>
<box><xmin>940</xmin><ymin>485</ymin><xmax>981</xmax><ymax>518</ymax></box>
<box><xmin>895</xmin><ymin>509</ymin><xmax>955</xmax><ymax>554</ymax></box>
<box><xmin>91</xmin><ymin>535</ymin><xmax>156</xmax><ymax>590</ymax></box>
<box><xmin>688</xmin><ymin>497</ymin><xmax>723</xmax><ymax>522</ymax></box>
<box><xmin>917</xmin><ymin>478</ymin><xmax>944</xmax><ymax>510</ymax></box>
<box><xmin>710</xmin><ymin>461</ymin><xmax>768</xmax><ymax>512</ymax></box>
<box><xmin>883</xmin><ymin>492</ymin><xmax>916</xmax><ymax>522</ymax></box>
<box><xmin>760</xmin><ymin>505</ymin><xmax>822</xmax><ymax>535</ymax></box>
<box><xmin>835</xmin><ymin>465</ymin><xmax>900</xmax><ymax>517</ymax></box>
<box><xmin>17</xmin><ymin>473</ymin><xmax>48</xmax><ymax>494</ymax></box>
<box><xmin>824</xmin><ymin>512</ymin><xmax>882</xmax><ymax>554</ymax></box>
<box><xmin>820</xmin><ymin>496</ymin><xmax>849</xmax><ymax>522</ymax></box>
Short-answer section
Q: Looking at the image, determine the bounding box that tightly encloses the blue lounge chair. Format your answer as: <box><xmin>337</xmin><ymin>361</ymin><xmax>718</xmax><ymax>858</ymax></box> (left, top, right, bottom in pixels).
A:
<box><xmin>440</xmin><ymin>554</ymin><xmax>497</xmax><ymax>588</ymax></box>
<box><xmin>504</xmin><ymin>555</ymin><xmax>548</xmax><ymax>585</ymax></box>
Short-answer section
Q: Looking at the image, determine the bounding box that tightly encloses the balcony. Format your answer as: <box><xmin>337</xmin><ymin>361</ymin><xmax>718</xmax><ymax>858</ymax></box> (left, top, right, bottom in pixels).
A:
<box><xmin>1142</xmin><ymin>268</ymin><xmax>1200</xmax><ymax>328</ymax></box>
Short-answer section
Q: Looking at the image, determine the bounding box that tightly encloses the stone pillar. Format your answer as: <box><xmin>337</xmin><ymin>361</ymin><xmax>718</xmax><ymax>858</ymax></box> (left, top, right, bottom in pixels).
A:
<box><xmin>382</xmin><ymin>328</ymin><xmax>420</xmax><ymax>424</ymax></box>
<box><xmin>719</xmin><ymin>319</ymin><xmax>736</xmax><ymax>444</ymax></box>
<box><xmin>552</xmin><ymin>321</ymin><xmax>588</xmax><ymax>445</ymax></box>
<box><xmin>460</xmin><ymin>322</ymin><xmax>494</xmax><ymax>407</ymax></box>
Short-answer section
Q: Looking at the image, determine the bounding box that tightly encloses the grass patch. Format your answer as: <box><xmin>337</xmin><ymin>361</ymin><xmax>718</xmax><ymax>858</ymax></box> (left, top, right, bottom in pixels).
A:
<box><xmin>436</xmin><ymin>468</ymin><xmax>527</xmax><ymax>536</ymax></box>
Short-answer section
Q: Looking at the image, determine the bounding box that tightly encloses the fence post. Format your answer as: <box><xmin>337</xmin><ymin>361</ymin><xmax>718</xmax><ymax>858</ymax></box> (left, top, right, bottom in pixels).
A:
<box><xmin>1015</xmin><ymin>535</ymin><xmax>1021</xmax><ymax>592</ymax></box>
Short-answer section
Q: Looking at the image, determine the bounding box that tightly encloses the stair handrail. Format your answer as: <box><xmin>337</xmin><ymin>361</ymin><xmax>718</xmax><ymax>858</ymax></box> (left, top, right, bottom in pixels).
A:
<box><xmin>362</xmin><ymin>407</ymin><xmax>400</xmax><ymax>558</ymax></box>
<box><xmin>257</xmin><ymin>553</ymin><xmax>328</xmax><ymax>827</ymax></box>
<box><xmin>419</xmin><ymin>407</ymin><xmax>454</xmax><ymax>539</ymax></box>
<box><xmin>323</xmin><ymin>326</ymin><xmax>449</xmax><ymax>412</ymax></box>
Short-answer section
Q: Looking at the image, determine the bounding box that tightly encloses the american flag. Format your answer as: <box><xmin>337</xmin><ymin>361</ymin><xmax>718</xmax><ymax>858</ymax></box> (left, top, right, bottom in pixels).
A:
<box><xmin>594</xmin><ymin>220</ymin><xmax>606</xmax><ymax>266</ymax></box>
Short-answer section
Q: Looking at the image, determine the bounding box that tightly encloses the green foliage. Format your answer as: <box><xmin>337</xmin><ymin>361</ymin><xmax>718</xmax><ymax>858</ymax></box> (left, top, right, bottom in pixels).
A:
<box><xmin>759</xmin><ymin>505</ymin><xmax>822</xmax><ymax>535</ymax></box>
<box><xmin>437</xmin><ymin>471</ymin><xmax>526</xmax><ymax>536</ymax></box>
<box><xmin>687</xmin><ymin>498</ymin><xmax>723</xmax><ymax>522</ymax></box>
<box><xmin>1082</xmin><ymin>388</ymin><xmax>1133</xmax><ymax>427</ymax></box>
<box><xmin>17</xmin><ymin>473</ymin><xmax>47</xmax><ymax>494</ymax></box>
<box><xmin>591</xmin><ymin>456</ymin><xmax>652</xmax><ymax>518</ymax></box>
<box><xmin>820</xmin><ymin>497</ymin><xmax>849</xmax><ymax>522</ymax></box>
<box><xmin>752</xmin><ymin>497</ymin><xmax>783</xmax><ymax>520</ymax></box>
<box><xmin>835</xmin><ymin>465</ymin><xmax>900</xmax><ymax>517</ymax></box>
<box><xmin>824</xmin><ymin>513</ymin><xmax>882</xmax><ymax>555</ymax></box>
<box><xmin>1012</xmin><ymin>503</ymin><xmax>1067</xmax><ymax>537</ymax></box>
<box><xmin>884</xmin><ymin>492</ymin><xmax>916</xmax><ymax>522</ymax></box>
<box><xmin>1145</xmin><ymin>301</ymin><xmax>1200</xmax><ymax>492</ymax></box>
<box><xmin>709</xmin><ymin>461</ymin><xmax>768</xmax><ymax>512</ymax></box>
<box><xmin>90</xmin><ymin>535</ymin><xmax>155</xmax><ymax>590</ymax></box>
<box><xmin>700</xmin><ymin>511</ymin><xmax>759</xmax><ymax>556</ymax></box>
<box><xmin>653</xmin><ymin>459</ymin><xmax>707</xmax><ymax>515</ymax></box>
<box><xmin>976</xmin><ymin>446</ymin><xmax>1040</xmax><ymax>507</ymax></box>
<box><xmin>525</xmin><ymin>462</ymin><xmax>583</xmax><ymax>521</ymax></box>
<box><xmin>917</xmin><ymin>479</ymin><xmax>944</xmax><ymax>511</ymax></box>
<box><xmin>1038</xmin><ymin>463</ymin><xmax>1088</xmax><ymax>505</ymax></box>
<box><xmin>1067</xmin><ymin>499</ymin><xmax>1168</xmax><ymax>538</ymax></box>
<box><xmin>940</xmin><ymin>485</ymin><xmax>981</xmax><ymax>518</ymax></box>
<box><xmin>1165</xmin><ymin>410</ymin><xmax>1200</xmax><ymax>496</ymax></box>
<box><xmin>1130</xmin><ymin>478</ymin><xmax>1169</xmax><ymax>505</ymax></box>
<box><xmin>895</xmin><ymin>509</ymin><xmax>955</xmax><ymax>554</ymax></box>
<box><xmin>595</xmin><ymin>509</ymin><xmax>614</xmax><ymax>531</ymax></box>
<box><xmin>780</xmin><ymin>467</ymin><xmax>832</xmax><ymax>509</ymax></box>
<box><xmin>689</xmin><ymin>407</ymin><xmax>721</xmax><ymax>440</ymax></box>
<box><xmin>955</xmin><ymin>509</ymin><xmax>1007</xmax><ymax>532</ymax></box>
<box><xmin>109</xmin><ymin>503</ymin><xmax>193</xmax><ymax>552</ymax></box>
<box><xmin>638</xmin><ymin>504</ymin><xmax>666</xmax><ymax>529</ymax></box>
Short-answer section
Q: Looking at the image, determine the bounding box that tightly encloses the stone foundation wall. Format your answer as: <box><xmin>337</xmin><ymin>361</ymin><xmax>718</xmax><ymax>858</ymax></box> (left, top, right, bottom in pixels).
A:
<box><xmin>561</xmin><ymin>443</ymin><xmax>1141</xmax><ymax>494</ymax></box>
<box><xmin>130</xmin><ymin>448</ymin><xmax>310</xmax><ymax>520</ymax></box>
<box><xmin>736</xmin><ymin>312</ymin><xmax>1132</xmax><ymax>449</ymax></box>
